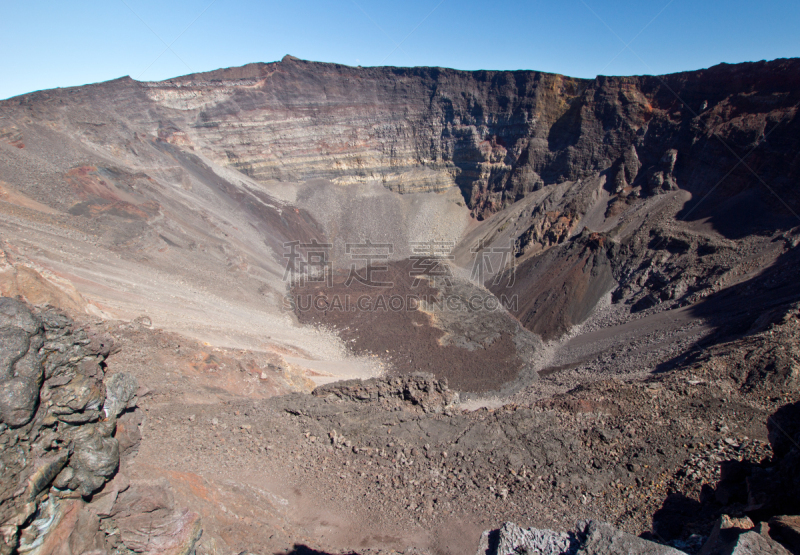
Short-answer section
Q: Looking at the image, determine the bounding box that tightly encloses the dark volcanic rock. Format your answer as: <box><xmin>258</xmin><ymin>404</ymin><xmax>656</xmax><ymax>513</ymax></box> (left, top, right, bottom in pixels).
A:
<box><xmin>0</xmin><ymin>298</ymin><xmax>200</xmax><ymax>555</ymax></box>
<box><xmin>0</xmin><ymin>299</ymin><xmax>43</xmax><ymax>427</ymax></box>
<box><xmin>65</xmin><ymin>425</ymin><xmax>120</xmax><ymax>496</ymax></box>
<box><xmin>0</xmin><ymin>376</ymin><xmax>40</xmax><ymax>427</ymax></box>
<box><xmin>0</xmin><ymin>327</ymin><xmax>31</xmax><ymax>379</ymax></box>
<box><xmin>768</xmin><ymin>516</ymin><xmax>800</xmax><ymax>554</ymax></box>
<box><xmin>767</xmin><ymin>401</ymin><xmax>800</xmax><ymax>459</ymax></box>
<box><xmin>313</xmin><ymin>373</ymin><xmax>458</xmax><ymax>413</ymax></box>
<box><xmin>492</xmin><ymin>229</ymin><xmax>617</xmax><ymax>341</ymax></box>
<box><xmin>0</xmin><ymin>297</ymin><xmax>41</xmax><ymax>334</ymax></box>
<box><xmin>102</xmin><ymin>371</ymin><xmax>138</xmax><ymax>419</ymax></box>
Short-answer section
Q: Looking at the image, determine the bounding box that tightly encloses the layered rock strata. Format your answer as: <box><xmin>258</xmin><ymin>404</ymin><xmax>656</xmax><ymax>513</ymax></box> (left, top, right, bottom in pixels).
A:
<box><xmin>4</xmin><ymin>56</ymin><xmax>797</xmax><ymax>226</ymax></box>
<box><xmin>147</xmin><ymin>56</ymin><xmax>800</xmax><ymax>225</ymax></box>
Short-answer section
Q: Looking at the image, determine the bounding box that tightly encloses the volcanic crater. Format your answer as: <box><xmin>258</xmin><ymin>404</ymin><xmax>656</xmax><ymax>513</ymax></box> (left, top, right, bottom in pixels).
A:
<box><xmin>0</xmin><ymin>55</ymin><xmax>799</xmax><ymax>555</ymax></box>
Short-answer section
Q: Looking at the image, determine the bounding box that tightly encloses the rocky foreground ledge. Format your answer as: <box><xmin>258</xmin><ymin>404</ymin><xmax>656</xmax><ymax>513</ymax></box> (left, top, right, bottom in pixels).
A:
<box><xmin>473</xmin><ymin>513</ymin><xmax>800</xmax><ymax>555</ymax></box>
<box><xmin>0</xmin><ymin>298</ymin><xmax>201</xmax><ymax>555</ymax></box>
<box><xmin>280</xmin><ymin>384</ymin><xmax>800</xmax><ymax>555</ymax></box>
<box><xmin>3</xmin><ymin>296</ymin><xmax>800</xmax><ymax>555</ymax></box>
<box><xmin>472</xmin><ymin>398</ymin><xmax>800</xmax><ymax>555</ymax></box>
<box><xmin>287</xmin><ymin>385</ymin><xmax>800</xmax><ymax>554</ymax></box>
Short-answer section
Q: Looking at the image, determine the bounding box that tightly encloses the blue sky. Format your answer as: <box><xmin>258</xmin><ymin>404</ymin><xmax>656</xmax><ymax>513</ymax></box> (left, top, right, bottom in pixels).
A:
<box><xmin>1</xmin><ymin>0</ymin><xmax>798</xmax><ymax>100</ymax></box>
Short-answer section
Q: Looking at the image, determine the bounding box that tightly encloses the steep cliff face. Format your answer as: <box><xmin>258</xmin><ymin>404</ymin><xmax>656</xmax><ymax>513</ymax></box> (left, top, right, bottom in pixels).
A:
<box><xmin>3</xmin><ymin>55</ymin><xmax>797</xmax><ymax>226</ymax></box>
<box><xmin>137</xmin><ymin>56</ymin><xmax>800</xmax><ymax>225</ymax></box>
<box><xmin>142</xmin><ymin>56</ymin><xmax>585</xmax><ymax>213</ymax></box>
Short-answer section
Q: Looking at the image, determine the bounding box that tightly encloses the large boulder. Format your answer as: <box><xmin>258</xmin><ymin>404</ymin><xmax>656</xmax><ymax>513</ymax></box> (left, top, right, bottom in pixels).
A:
<box><xmin>62</xmin><ymin>426</ymin><xmax>120</xmax><ymax>497</ymax></box>
<box><xmin>698</xmin><ymin>515</ymin><xmax>755</xmax><ymax>555</ymax></box>
<box><xmin>0</xmin><ymin>376</ymin><xmax>40</xmax><ymax>427</ymax></box>
<box><xmin>49</xmin><ymin>373</ymin><xmax>106</xmax><ymax>424</ymax></box>
<box><xmin>102</xmin><ymin>372</ymin><xmax>138</xmax><ymax>419</ymax></box>
<box><xmin>475</xmin><ymin>521</ymin><xmax>574</xmax><ymax>555</ymax></box>
<box><xmin>0</xmin><ymin>326</ymin><xmax>29</xmax><ymax>380</ymax></box>
<box><xmin>0</xmin><ymin>298</ymin><xmax>41</xmax><ymax>334</ymax></box>
<box><xmin>11</xmin><ymin>334</ymin><xmax>44</xmax><ymax>381</ymax></box>
<box><xmin>719</xmin><ymin>531</ymin><xmax>790</xmax><ymax>555</ymax></box>
<box><xmin>576</xmin><ymin>521</ymin><xmax>687</xmax><ymax>555</ymax></box>
<box><xmin>475</xmin><ymin>521</ymin><xmax>687</xmax><ymax>555</ymax></box>
<box><xmin>111</xmin><ymin>480</ymin><xmax>202</xmax><ymax>555</ymax></box>
<box><xmin>768</xmin><ymin>516</ymin><xmax>800</xmax><ymax>553</ymax></box>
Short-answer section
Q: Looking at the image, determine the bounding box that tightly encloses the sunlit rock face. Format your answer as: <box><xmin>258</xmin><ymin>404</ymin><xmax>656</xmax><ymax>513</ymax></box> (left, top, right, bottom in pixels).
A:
<box><xmin>142</xmin><ymin>55</ymin><xmax>584</xmax><ymax>217</ymax></box>
<box><xmin>139</xmin><ymin>55</ymin><xmax>800</xmax><ymax>224</ymax></box>
<box><xmin>4</xmin><ymin>55</ymin><xmax>798</xmax><ymax>226</ymax></box>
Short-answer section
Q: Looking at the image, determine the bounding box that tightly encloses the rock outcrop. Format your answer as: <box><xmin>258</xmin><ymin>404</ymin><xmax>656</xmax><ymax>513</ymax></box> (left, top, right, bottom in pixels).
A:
<box><xmin>312</xmin><ymin>373</ymin><xmax>459</xmax><ymax>414</ymax></box>
<box><xmin>475</xmin><ymin>521</ymin><xmax>575</xmax><ymax>555</ymax></box>
<box><xmin>0</xmin><ymin>298</ymin><xmax>201</xmax><ymax>555</ymax></box>
<box><xmin>476</xmin><ymin>520</ymin><xmax>688</xmax><ymax>555</ymax></box>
